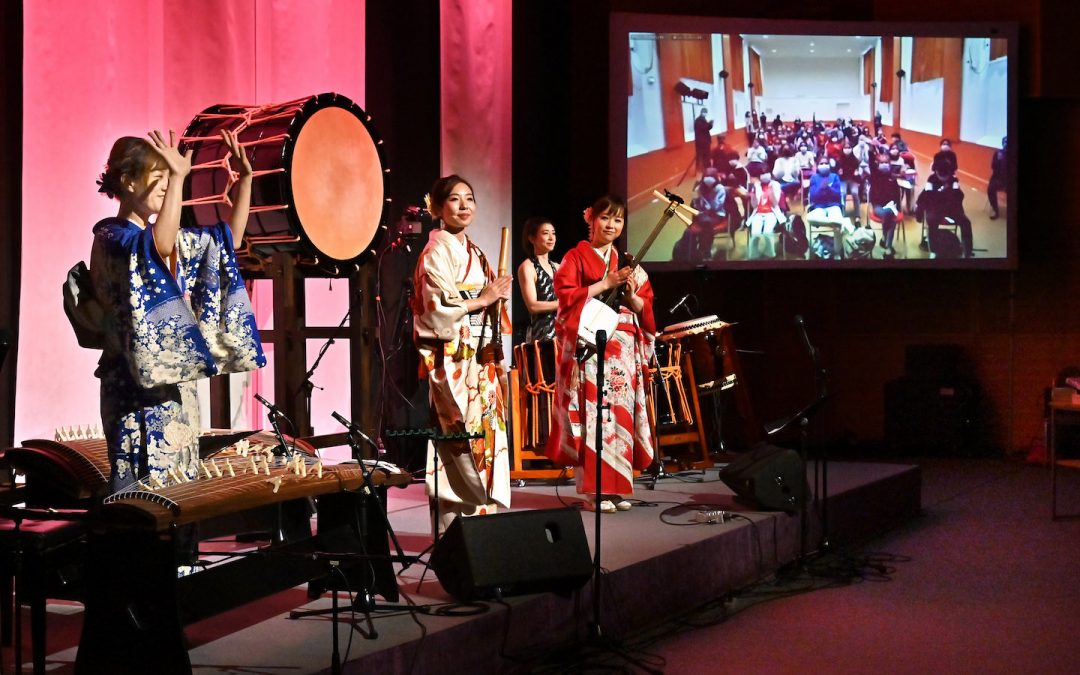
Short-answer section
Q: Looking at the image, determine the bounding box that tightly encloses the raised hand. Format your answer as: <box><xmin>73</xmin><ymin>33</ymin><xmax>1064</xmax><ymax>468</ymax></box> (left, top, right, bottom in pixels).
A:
<box><xmin>220</xmin><ymin>129</ymin><xmax>252</xmax><ymax>178</ymax></box>
<box><xmin>147</xmin><ymin>129</ymin><xmax>192</xmax><ymax>177</ymax></box>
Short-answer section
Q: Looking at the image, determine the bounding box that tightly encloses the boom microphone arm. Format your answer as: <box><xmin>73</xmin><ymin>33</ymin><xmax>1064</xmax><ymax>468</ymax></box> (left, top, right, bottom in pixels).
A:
<box><xmin>794</xmin><ymin>315</ymin><xmax>827</xmax><ymax>399</ymax></box>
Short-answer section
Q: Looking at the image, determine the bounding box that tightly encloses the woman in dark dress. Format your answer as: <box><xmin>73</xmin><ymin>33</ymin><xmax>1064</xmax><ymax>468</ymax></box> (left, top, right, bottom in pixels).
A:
<box><xmin>517</xmin><ymin>217</ymin><xmax>559</xmax><ymax>342</ymax></box>
<box><xmin>515</xmin><ymin>217</ymin><xmax>560</xmax><ymax>449</ymax></box>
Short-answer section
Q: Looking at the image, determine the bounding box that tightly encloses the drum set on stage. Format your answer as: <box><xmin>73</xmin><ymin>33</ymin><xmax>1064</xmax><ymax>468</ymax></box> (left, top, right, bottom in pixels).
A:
<box><xmin>511</xmin><ymin>313</ymin><xmax>758</xmax><ymax>480</ymax></box>
<box><xmin>650</xmin><ymin>315</ymin><xmax>756</xmax><ymax>471</ymax></box>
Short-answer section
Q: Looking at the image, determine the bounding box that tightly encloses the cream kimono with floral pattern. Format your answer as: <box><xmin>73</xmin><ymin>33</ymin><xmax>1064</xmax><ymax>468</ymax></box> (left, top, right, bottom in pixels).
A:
<box><xmin>412</xmin><ymin>229</ymin><xmax>510</xmax><ymax>527</ymax></box>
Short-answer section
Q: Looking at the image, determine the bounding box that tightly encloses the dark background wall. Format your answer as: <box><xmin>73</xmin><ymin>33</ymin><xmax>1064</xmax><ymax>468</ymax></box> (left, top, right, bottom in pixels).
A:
<box><xmin>0</xmin><ymin>4</ymin><xmax>23</xmax><ymax>448</ymax></box>
<box><xmin>512</xmin><ymin>0</ymin><xmax>1080</xmax><ymax>456</ymax></box>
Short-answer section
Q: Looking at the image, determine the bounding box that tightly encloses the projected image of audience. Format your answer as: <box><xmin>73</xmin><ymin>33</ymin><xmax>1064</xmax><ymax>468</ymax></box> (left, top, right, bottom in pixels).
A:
<box><xmin>625</xmin><ymin>32</ymin><xmax>1009</xmax><ymax>268</ymax></box>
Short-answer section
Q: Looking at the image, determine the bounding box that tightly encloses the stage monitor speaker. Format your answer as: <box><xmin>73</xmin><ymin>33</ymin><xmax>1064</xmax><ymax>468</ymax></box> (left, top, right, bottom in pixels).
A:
<box><xmin>430</xmin><ymin>507</ymin><xmax>593</xmax><ymax>602</ymax></box>
<box><xmin>719</xmin><ymin>443</ymin><xmax>805</xmax><ymax>513</ymax></box>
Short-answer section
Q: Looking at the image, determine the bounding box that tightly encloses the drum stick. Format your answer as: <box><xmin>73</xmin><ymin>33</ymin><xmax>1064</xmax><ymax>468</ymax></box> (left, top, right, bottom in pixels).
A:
<box><xmin>492</xmin><ymin>227</ymin><xmax>510</xmax><ymax>350</ymax></box>
<box><xmin>497</xmin><ymin>227</ymin><xmax>510</xmax><ymax>277</ymax></box>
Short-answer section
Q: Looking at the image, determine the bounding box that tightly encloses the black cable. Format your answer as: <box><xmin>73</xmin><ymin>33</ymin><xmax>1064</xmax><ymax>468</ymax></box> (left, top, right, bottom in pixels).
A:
<box><xmin>579</xmin><ymin>544</ymin><xmax>911</xmax><ymax>663</ymax></box>
<box><xmin>329</xmin><ymin>563</ymin><xmax>359</xmax><ymax>664</ymax></box>
<box><xmin>395</xmin><ymin>586</ymin><xmax>429</xmax><ymax>675</ymax></box>
<box><xmin>552</xmin><ymin>465</ymin><xmax>581</xmax><ymax>509</ymax></box>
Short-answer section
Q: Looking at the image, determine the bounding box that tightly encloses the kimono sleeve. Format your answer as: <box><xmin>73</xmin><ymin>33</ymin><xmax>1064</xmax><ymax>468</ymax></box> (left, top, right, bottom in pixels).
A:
<box><xmin>413</xmin><ymin>240</ymin><xmax>469</xmax><ymax>341</ymax></box>
<box><xmin>180</xmin><ymin>223</ymin><xmax>266</xmax><ymax>376</ymax></box>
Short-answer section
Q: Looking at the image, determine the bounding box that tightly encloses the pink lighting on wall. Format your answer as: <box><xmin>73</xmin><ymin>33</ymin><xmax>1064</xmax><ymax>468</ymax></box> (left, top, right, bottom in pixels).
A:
<box><xmin>440</xmin><ymin>0</ymin><xmax>514</xmax><ymax>359</ymax></box>
<box><xmin>19</xmin><ymin>0</ymin><xmax>365</xmax><ymax>441</ymax></box>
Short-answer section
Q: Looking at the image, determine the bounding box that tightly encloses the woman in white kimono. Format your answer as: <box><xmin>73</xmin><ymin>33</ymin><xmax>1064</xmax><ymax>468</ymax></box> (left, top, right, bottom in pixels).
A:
<box><xmin>412</xmin><ymin>175</ymin><xmax>513</xmax><ymax>534</ymax></box>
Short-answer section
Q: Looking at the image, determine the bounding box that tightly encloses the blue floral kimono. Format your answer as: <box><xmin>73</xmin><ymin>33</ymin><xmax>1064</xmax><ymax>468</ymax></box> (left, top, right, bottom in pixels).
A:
<box><xmin>89</xmin><ymin>218</ymin><xmax>265</xmax><ymax>492</ymax></box>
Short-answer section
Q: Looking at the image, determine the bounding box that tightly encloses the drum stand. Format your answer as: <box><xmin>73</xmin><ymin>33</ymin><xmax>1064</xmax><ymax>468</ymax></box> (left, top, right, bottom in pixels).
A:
<box><xmin>648</xmin><ymin>354</ymin><xmax>712</xmax><ymax>480</ymax></box>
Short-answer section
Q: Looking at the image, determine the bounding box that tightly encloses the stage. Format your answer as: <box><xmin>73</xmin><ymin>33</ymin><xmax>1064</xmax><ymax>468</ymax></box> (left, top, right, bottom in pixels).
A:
<box><xmin>32</xmin><ymin>460</ymin><xmax>919</xmax><ymax>673</ymax></box>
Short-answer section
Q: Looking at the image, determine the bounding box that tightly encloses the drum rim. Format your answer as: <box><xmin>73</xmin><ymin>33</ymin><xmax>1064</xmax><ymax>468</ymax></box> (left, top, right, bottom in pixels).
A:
<box><xmin>662</xmin><ymin>314</ymin><xmax>719</xmax><ymax>334</ymax></box>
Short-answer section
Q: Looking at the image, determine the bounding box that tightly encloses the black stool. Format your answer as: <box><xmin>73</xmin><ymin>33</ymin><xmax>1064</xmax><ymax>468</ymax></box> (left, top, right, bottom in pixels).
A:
<box><xmin>0</xmin><ymin>516</ymin><xmax>85</xmax><ymax>675</ymax></box>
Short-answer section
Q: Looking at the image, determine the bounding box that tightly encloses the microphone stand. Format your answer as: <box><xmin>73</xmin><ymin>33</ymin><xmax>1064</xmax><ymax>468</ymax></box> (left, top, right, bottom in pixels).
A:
<box><xmin>296</xmin><ymin>288</ymin><xmax>359</xmax><ymax>431</ymax></box>
<box><xmin>255</xmin><ymin>394</ymin><xmax>297</xmax><ymax>459</ymax></box>
<box><xmin>332</xmin><ymin>412</ymin><xmax>411</xmax><ymax>573</ymax></box>
<box><xmin>584</xmin><ymin>330</ymin><xmax>662</xmax><ymax>675</ymax></box>
<box><xmin>288</xmin><ymin>413</ymin><xmax>418</xmax><ymax>649</ymax></box>
<box><xmin>797</xmin><ymin>315</ymin><xmax>830</xmax><ymax>553</ymax></box>
<box><xmin>770</xmin><ymin>314</ymin><xmax>832</xmax><ymax>556</ymax></box>
<box><xmin>591</xmin><ymin>329</ymin><xmax>608</xmax><ymax>639</ymax></box>
<box><xmin>765</xmin><ymin>395</ymin><xmax>829</xmax><ymax>559</ymax></box>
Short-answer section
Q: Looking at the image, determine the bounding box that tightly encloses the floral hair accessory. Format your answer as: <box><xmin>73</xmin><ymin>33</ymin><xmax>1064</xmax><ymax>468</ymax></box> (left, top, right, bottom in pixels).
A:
<box><xmin>424</xmin><ymin>193</ymin><xmax>438</xmax><ymax>219</ymax></box>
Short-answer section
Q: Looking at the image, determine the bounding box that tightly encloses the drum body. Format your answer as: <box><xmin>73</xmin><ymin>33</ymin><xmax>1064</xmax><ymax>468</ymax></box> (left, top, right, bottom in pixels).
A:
<box><xmin>683</xmin><ymin>326</ymin><xmax>729</xmax><ymax>392</ymax></box>
<box><xmin>660</xmin><ymin>316</ymin><xmax>760</xmax><ymax>451</ymax></box>
<box><xmin>661</xmin><ymin>315</ymin><xmax>732</xmax><ymax>394</ymax></box>
<box><xmin>181</xmin><ymin>93</ymin><xmax>387</xmax><ymax>271</ymax></box>
<box><xmin>652</xmin><ymin>341</ymin><xmax>674</xmax><ymax>426</ymax></box>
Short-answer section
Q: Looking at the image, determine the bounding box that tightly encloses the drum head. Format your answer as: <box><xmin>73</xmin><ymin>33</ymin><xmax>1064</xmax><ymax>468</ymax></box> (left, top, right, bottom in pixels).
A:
<box><xmin>662</xmin><ymin>315</ymin><xmax>719</xmax><ymax>335</ymax></box>
<box><xmin>291</xmin><ymin>104</ymin><xmax>384</xmax><ymax>262</ymax></box>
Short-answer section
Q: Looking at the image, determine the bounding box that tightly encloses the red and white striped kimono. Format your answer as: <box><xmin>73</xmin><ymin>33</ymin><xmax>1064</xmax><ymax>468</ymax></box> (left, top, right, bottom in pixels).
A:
<box><xmin>545</xmin><ymin>241</ymin><xmax>655</xmax><ymax>496</ymax></box>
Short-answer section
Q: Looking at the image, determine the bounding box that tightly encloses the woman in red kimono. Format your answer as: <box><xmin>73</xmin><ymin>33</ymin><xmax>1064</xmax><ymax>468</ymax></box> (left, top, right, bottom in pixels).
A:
<box><xmin>545</xmin><ymin>195</ymin><xmax>655</xmax><ymax>513</ymax></box>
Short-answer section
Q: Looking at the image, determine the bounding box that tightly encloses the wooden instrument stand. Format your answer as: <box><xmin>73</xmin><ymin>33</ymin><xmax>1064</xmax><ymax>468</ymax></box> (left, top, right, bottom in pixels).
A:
<box><xmin>651</xmin><ymin>354</ymin><xmax>713</xmax><ymax>471</ymax></box>
<box><xmin>509</xmin><ymin>364</ymin><xmax>573</xmax><ymax>481</ymax></box>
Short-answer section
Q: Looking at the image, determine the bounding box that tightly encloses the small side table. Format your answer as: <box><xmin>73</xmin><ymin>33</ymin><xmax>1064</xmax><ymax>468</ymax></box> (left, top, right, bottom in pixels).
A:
<box><xmin>1049</xmin><ymin>400</ymin><xmax>1080</xmax><ymax>519</ymax></box>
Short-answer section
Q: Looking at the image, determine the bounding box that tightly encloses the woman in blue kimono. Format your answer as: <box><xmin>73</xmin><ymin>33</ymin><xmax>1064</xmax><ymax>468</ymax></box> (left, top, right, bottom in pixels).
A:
<box><xmin>91</xmin><ymin>129</ymin><xmax>265</xmax><ymax>493</ymax></box>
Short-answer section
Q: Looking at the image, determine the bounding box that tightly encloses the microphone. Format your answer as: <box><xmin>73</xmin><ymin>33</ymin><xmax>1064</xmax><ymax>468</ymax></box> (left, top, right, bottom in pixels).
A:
<box><xmin>668</xmin><ymin>293</ymin><xmax>692</xmax><ymax>315</ymax></box>
<box><xmin>794</xmin><ymin>315</ymin><xmax>816</xmax><ymax>362</ymax></box>
<box><xmin>254</xmin><ymin>393</ymin><xmax>281</xmax><ymax>416</ymax></box>
<box><xmin>795</xmin><ymin>314</ymin><xmax>827</xmax><ymax>398</ymax></box>
<box><xmin>332</xmin><ymin>411</ymin><xmax>382</xmax><ymax>454</ymax></box>
<box><xmin>254</xmin><ymin>393</ymin><xmax>293</xmax><ymax>456</ymax></box>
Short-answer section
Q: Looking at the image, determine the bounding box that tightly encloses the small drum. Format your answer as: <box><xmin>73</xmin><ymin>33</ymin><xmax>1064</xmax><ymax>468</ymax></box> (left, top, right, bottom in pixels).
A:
<box><xmin>660</xmin><ymin>315</ymin><xmax>736</xmax><ymax>394</ymax></box>
<box><xmin>181</xmin><ymin>93</ymin><xmax>387</xmax><ymax>272</ymax></box>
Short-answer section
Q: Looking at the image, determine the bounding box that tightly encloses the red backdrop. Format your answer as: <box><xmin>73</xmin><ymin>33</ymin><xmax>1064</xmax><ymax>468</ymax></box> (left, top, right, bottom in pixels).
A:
<box><xmin>18</xmin><ymin>0</ymin><xmax>366</xmax><ymax>442</ymax></box>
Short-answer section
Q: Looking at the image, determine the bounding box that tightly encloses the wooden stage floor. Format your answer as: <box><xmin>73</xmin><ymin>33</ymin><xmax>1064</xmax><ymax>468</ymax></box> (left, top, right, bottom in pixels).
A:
<box><xmin>34</xmin><ymin>460</ymin><xmax>920</xmax><ymax>674</ymax></box>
